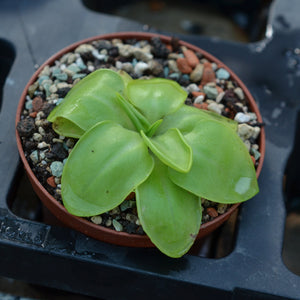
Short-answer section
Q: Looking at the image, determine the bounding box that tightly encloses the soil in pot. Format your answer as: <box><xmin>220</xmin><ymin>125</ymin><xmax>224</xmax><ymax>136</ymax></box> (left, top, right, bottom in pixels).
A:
<box><xmin>16</xmin><ymin>32</ymin><xmax>264</xmax><ymax>251</ymax></box>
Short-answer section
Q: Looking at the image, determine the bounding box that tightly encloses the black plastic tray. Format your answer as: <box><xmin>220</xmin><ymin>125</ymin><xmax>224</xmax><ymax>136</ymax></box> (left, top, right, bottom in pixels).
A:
<box><xmin>0</xmin><ymin>0</ymin><xmax>300</xmax><ymax>299</ymax></box>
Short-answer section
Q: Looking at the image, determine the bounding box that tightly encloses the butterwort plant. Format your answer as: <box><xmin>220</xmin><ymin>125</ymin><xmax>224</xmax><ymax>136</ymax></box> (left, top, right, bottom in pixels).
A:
<box><xmin>48</xmin><ymin>68</ymin><xmax>258</xmax><ymax>258</ymax></box>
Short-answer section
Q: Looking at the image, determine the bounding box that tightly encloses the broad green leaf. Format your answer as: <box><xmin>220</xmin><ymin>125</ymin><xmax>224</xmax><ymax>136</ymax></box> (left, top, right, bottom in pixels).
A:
<box><xmin>127</xmin><ymin>78</ymin><xmax>187</xmax><ymax>124</ymax></box>
<box><xmin>140</xmin><ymin>128</ymin><xmax>192</xmax><ymax>173</ymax></box>
<box><xmin>61</xmin><ymin>121</ymin><xmax>154</xmax><ymax>216</ymax></box>
<box><xmin>157</xmin><ymin>104</ymin><xmax>237</xmax><ymax>135</ymax></box>
<box><xmin>169</xmin><ymin>120</ymin><xmax>258</xmax><ymax>203</ymax></box>
<box><xmin>48</xmin><ymin>69</ymin><xmax>135</xmax><ymax>137</ymax></box>
<box><xmin>136</xmin><ymin>158</ymin><xmax>202</xmax><ymax>258</ymax></box>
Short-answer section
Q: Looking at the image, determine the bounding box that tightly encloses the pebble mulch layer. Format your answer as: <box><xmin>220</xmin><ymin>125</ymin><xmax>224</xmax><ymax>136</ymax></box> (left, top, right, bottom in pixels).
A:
<box><xmin>17</xmin><ymin>36</ymin><xmax>263</xmax><ymax>235</ymax></box>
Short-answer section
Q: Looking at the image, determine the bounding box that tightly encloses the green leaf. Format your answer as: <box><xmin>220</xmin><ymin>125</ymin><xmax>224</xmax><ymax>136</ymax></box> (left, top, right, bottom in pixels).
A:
<box><xmin>146</xmin><ymin>119</ymin><xmax>163</xmax><ymax>138</ymax></box>
<box><xmin>61</xmin><ymin>121</ymin><xmax>154</xmax><ymax>216</ymax></box>
<box><xmin>48</xmin><ymin>69</ymin><xmax>136</xmax><ymax>138</ymax></box>
<box><xmin>140</xmin><ymin>128</ymin><xmax>192</xmax><ymax>173</ymax></box>
<box><xmin>136</xmin><ymin>158</ymin><xmax>202</xmax><ymax>258</ymax></box>
<box><xmin>169</xmin><ymin>120</ymin><xmax>258</xmax><ymax>203</ymax></box>
<box><xmin>157</xmin><ymin>104</ymin><xmax>237</xmax><ymax>135</ymax></box>
<box><xmin>116</xmin><ymin>94</ymin><xmax>150</xmax><ymax>132</ymax></box>
<box><xmin>126</xmin><ymin>78</ymin><xmax>187</xmax><ymax>124</ymax></box>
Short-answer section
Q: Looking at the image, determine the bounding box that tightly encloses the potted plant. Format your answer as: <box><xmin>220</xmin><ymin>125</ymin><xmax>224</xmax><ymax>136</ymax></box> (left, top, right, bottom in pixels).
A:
<box><xmin>16</xmin><ymin>32</ymin><xmax>265</xmax><ymax>258</ymax></box>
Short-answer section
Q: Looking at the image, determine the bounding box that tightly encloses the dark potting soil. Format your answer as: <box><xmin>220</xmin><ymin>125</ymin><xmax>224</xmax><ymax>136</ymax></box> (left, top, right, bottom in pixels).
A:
<box><xmin>17</xmin><ymin>36</ymin><xmax>262</xmax><ymax>235</ymax></box>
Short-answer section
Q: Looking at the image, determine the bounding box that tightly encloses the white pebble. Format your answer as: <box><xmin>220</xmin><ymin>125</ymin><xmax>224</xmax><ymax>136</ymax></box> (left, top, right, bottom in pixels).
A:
<box><xmin>238</xmin><ymin>124</ymin><xmax>255</xmax><ymax>140</ymax></box>
<box><xmin>186</xmin><ymin>83</ymin><xmax>200</xmax><ymax>93</ymax></box>
<box><xmin>33</xmin><ymin>133</ymin><xmax>42</xmax><ymax>142</ymax></box>
<box><xmin>38</xmin><ymin>126</ymin><xmax>45</xmax><ymax>136</ymax></box>
<box><xmin>234</xmin><ymin>112</ymin><xmax>251</xmax><ymax>123</ymax></box>
<box><xmin>208</xmin><ymin>102</ymin><xmax>222</xmax><ymax>115</ymax></box>
<box><xmin>37</xmin><ymin>141</ymin><xmax>49</xmax><ymax>149</ymax></box>
<box><xmin>134</xmin><ymin>62</ymin><xmax>149</xmax><ymax>76</ymax></box>
<box><xmin>252</xmin><ymin>126</ymin><xmax>261</xmax><ymax>139</ymax></box>
<box><xmin>234</xmin><ymin>87</ymin><xmax>245</xmax><ymax>100</ymax></box>
<box><xmin>194</xmin><ymin>95</ymin><xmax>204</xmax><ymax>104</ymax></box>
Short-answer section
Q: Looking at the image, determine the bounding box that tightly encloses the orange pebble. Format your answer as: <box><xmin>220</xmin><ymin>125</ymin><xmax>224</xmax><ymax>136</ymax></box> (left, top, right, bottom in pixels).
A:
<box><xmin>47</xmin><ymin>176</ymin><xmax>56</xmax><ymax>188</ymax></box>
<box><xmin>29</xmin><ymin>111</ymin><xmax>37</xmax><ymax>118</ymax></box>
<box><xmin>183</xmin><ymin>49</ymin><xmax>200</xmax><ymax>68</ymax></box>
<box><xmin>201</xmin><ymin>62</ymin><xmax>216</xmax><ymax>86</ymax></box>
<box><xmin>176</xmin><ymin>57</ymin><xmax>193</xmax><ymax>74</ymax></box>
<box><xmin>207</xmin><ymin>207</ymin><xmax>218</xmax><ymax>218</ymax></box>
<box><xmin>194</xmin><ymin>102</ymin><xmax>208</xmax><ymax>110</ymax></box>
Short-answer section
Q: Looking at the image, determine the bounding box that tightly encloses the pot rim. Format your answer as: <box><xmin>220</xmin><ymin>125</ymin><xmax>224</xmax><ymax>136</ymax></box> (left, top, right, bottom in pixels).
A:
<box><xmin>16</xmin><ymin>31</ymin><xmax>265</xmax><ymax>248</ymax></box>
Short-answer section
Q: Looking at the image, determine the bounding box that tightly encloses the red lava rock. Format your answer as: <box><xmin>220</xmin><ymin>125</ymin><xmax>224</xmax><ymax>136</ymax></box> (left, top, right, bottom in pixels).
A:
<box><xmin>47</xmin><ymin>176</ymin><xmax>57</xmax><ymax>188</ymax></box>
<box><xmin>194</xmin><ymin>102</ymin><xmax>208</xmax><ymax>110</ymax></box>
<box><xmin>176</xmin><ymin>57</ymin><xmax>193</xmax><ymax>74</ymax></box>
<box><xmin>201</xmin><ymin>62</ymin><xmax>216</xmax><ymax>86</ymax></box>
<box><xmin>32</xmin><ymin>96</ymin><xmax>44</xmax><ymax>112</ymax></box>
<box><xmin>183</xmin><ymin>49</ymin><xmax>200</xmax><ymax>68</ymax></box>
<box><xmin>16</xmin><ymin>117</ymin><xmax>35</xmax><ymax>137</ymax></box>
<box><xmin>207</xmin><ymin>207</ymin><xmax>218</xmax><ymax>218</ymax></box>
<box><xmin>192</xmin><ymin>91</ymin><xmax>206</xmax><ymax>98</ymax></box>
<box><xmin>29</xmin><ymin>111</ymin><xmax>37</xmax><ymax>118</ymax></box>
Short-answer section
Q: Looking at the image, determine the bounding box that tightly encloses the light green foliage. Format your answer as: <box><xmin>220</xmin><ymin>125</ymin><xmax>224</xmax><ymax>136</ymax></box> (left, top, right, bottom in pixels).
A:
<box><xmin>48</xmin><ymin>69</ymin><xmax>259</xmax><ymax>258</ymax></box>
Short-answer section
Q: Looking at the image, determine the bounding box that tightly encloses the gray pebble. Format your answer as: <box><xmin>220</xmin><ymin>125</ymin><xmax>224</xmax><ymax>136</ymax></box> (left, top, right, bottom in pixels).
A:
<box><xmin>29</xmin><ymin>150</ymin><xmax>39</xmax><ymax>164</ymax></box>
<box><xmin>234</xmin><ymin>87</ymin><xmax>245</xmax><ymax>100</ymax></box>
<box><xmin>134</xmin><ymin>62</ymin><xmax>149</xmax><ymax>76</ymax></box>
<box><xmin>207</xmin><ymin>102</ymin><xmax>222</xmax><ymax>114</ymax></box>
<box><xmin>112</xmin><ymin>219</ymin><xmax>123</xmax><ymax>232</ymax></box>
<box><xmin>216</xmin><ymin>68</ymin><xmax>230</xmax><ymax>80</ymax></box>
<box><xmin>91</xmin><ymin>215</ymin><xmax>102</xmax><ymax>225</ymax></box>
<box><xmin>50</xmin><ymin>161</ymin><xmax>64</xmax><ymax>177</ymax></box>
<box><xmin>203</xmin><ymin>85</ymin><xmax>218</xmax><ymax>99</ymax></box>
<box><xmin>186</xmin><ymin>83</ymin><xmax>200</xmax><ymax>93</ymax></box>
<box><xmin>75</xmin><ymin>44</ymin><xmax>95</xmax><ymax>54</ymax></box>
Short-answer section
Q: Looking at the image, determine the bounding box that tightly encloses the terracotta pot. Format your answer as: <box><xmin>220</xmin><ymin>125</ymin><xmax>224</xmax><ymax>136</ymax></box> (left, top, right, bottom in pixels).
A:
<box><xmin>16</xmin><ymin>32</ymin><xmax>265</xmax><ymax>248</ymax></box>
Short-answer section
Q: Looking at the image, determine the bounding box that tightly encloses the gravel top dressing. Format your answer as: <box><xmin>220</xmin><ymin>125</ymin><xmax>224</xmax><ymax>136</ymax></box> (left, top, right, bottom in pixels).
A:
<box><xmin>17</xmin><ymin>36</ymin><xmax>262</xmax><ymax>235</ymax></box>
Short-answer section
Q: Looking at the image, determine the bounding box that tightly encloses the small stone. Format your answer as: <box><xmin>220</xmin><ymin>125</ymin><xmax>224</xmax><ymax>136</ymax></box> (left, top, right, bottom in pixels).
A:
<box><xmin>252</xmin><ymin>126</ymin><xmax>261</xmax><ymax>139</ymax></box>
<box><xmin>76</xmin><ymin>57</ymin><xmax>87</xmax><ymax>70</ymax></box>
<box><xmin>49</xmin><ymin>84</ymin><xmax>58</xmax><ymax>94</ymax></box>
<box><xmin>244</xmin><ymin>140</ymin><xmax>251</xmax><ymax>151</ymax></box>
<box><xmin>33</xmin><ymin>133</ymin><xmax>42</xmax><ymax>142</ymax></box>
<box><xmin>110</xmin><ymin>207</ymin><xmax>120</xmax><ymax>215</ymax></box>
<box><xmin>55</xmin><ymin>73</ymin><xmax>68</xmax><ymax>81</ymax></box>
<box><xmin>148</xmin><ymin>60</ymin><xmax>163</xmax><ymax>76</ymax></box>
<box><xmin>234</xmin><ymin>112</ymin><xmax>251</xmax><ymax>123</ymax></box>
<box><xmin>37</xmin><ymin>141</ymin><xmax>49</xmax><ymax>149</ymax></box>
<box><xmin>216</xmin><ymin>91</ymin><xmax>225</xmax><ymax>103</ymax></box>
<box><xmin>92</xmin><ymin>49</ymin><xmax>107</xmax><ymax>61</ymax></box>
<box><xmin>29</xmin><ymin>150</ymin><xmax>39</xmax><ymax>164</ymax></box>
<box><xmin>234</xmin><ymin>87</ymin><xmax>245</xmax><ymax>100</ymax></box>
<box><xmin>91</xmin><ymin>215</ymin><xmax>102</xmax><ymax>225</ymax></box>
<box><xmin>32</xmin><ymin>96</ymin><xmax>44</xmax><ymax>112</ymax></box>
<box><xmin>125</xmin><ymin>213</ymin><xmax>138</xmax><ymax>223</ymax></box>
<box><xmin>251</xmin><ymin>148</ymin><xmax>261</xmax><ymax>160</ymax></box>
<box><xmin>203</xmin><ymin>85</ymin><xmax>218</xmax><ymax>99</ymax></box>
<box><xmin>216</xmin><ymin>68</ymin><xmax>230</xmax><ymax>80</ymax></box>
<box><xmin>39</xmin><ymin>65</ymin><xmax>51</xmax><ymax>77</ymax></box>
<box><xmin>72</xmin><ymin>73</ymin><xmax>86</xmax><ymax>80</ymax></box>
<box><xmin>194</xmin><ymin>102</ymin><xmax>208</xmax><ymax>110</ymax></box>
<box><xmin>201</xmin><ymin>62</ymin><xmax>216</xmax><ymax>85</ymax></box>
<box><xmin>16</xmin><ymin>117</ymin><xmax>35</xmax><ymax>137</ymax></box>
<box><xmin>190</xmin><ymin>64</ymin><xmax>204</xmax><ymax>82</ymax></box>
<box><xmin>183</xmin><ymin>49</ymin><xmax>200</xmax><ymax>68</ymax></box>
<box><xmin>217</xmin><ymin>204</ymin><xmax>227</xmax><ymax>214</ymax></box>
<box><xmin>28</xmin><ymin>82</ymin><xmax>38</xmax><ymax>98</ymax></box>
<box><xmin>207</xmin><ymin>102</ymin><xmax>222</xmax><ymax>114</ymax></box>
<box><xmin>29</xmin><ymin>112</ymin><xmax>37</xmax><ymax>118</ymax></box>
<box><xmin>194</xmin><ymin>95</ymin><xmax>205</xmax><ymax>104</ymax></box>
<box><xmin>186</xmin><ymin>83</ymin><xmax>200</xmax><ymax>93</ymax></box>
<box><xmin>118</xmin><ymin>44</ymin><xmax>134</xmax><ymax>57</ymax></box>
<box><xmin>38</xmin><ymin>75</ymin><xmax>50</xmax><ymax>86</ymax></box>
<box><xmin>133</xmin><ymin>47</ymin><xmax>153</xmax><ymax>62</ymax></box>
<box><xmin>115</xmin><ymin>61</ymin><xmax>123</xmax><ymax>70</ymax></box>
<box><xmin>64</xmin><ymin>64</ymin><xmax>81</xmax><ymax>76</ymax></box>
<box><xmin>38</xmin><ymin>126</ymin><xmax>45</xmax><ymax>136</ymax></box>
<box><xmin>134</xmin><ymin>62</ymin><xmax>149</xmax><ymax>76</ymax></box>
<box><xmin>112</xmin><ymin>219</ymin><xmax>123</xmax><ymax>232</ymax></box>
<box><xmin>168</xmin><ymin>60</ymin><xmax>179</xmax><ymax>73</ymax></box>
<box><xmin>47</xmin><ymin>176</ymin><xmax>56</xmax><ymax>188</ymax></box>
<box><xmin>238</xmin><ymin>124</ymin><xmax>255</xmax><ymax>140</ymax></box>
<box><xmin>25</xmin><ymin>99</ymin><xmax>33</xmax><ymax>110</ymax></box>
<box><xmin>169</xmin><ymin>73</ymin><xmax>180</xmax><ymax>80</ymax></box>
<box><xmin>75</xmin><ymin>44</ymin><xmax>96</xmax><ymax>54</ymax></box>
<box><xmin>121</xmin><ymin>62</ymin><xmax>134</xmax><ymax>73</ymax></box>
<box><xmin>105</xmin><ymin>219</ymin><xmax>112</xmax><ymax>227</ymax></box>
<box><xmin>50</xmin><ymin>161</ymin><xmax>64</xmax><ymax>177</ymax></box>
<box><xmin>176</xmin><ymin>57</ymin><xmax>192</xmax><ymax>74</ymax></box>
<box><xmin>207</xmin><ymin>207</ymin><xmax>218</xmax><ymax>218</ymax></box>
<box><xmin>67</xmin><ymin>53</ymin><xmax>77</xmax><ymax>65</ymax></box>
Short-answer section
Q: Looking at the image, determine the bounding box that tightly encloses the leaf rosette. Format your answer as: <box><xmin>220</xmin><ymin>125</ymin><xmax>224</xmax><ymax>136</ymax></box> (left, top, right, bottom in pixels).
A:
<box><xmin>48</xmin><ymin>69</ymin><xmax>259</xmax><ymax>258</ymax></box>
